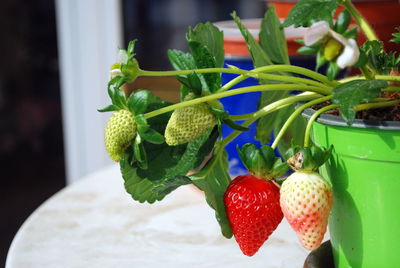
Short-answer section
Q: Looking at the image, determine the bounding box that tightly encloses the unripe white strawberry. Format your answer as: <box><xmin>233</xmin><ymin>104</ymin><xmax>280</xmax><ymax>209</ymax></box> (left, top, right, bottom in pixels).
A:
<box><xmin>105</xmin><ymin>109</ymin><xmax>137</xmax><ymax>162</ymax></box>
<box><xmin>280</xmin><ymin>171</ymin><xmax>332</xmax><ymax>250</ymax></box>
<box><xmin>165</xmin><ymin>94</ymin><xmax>217</xmax><ymax>146</ymax></box>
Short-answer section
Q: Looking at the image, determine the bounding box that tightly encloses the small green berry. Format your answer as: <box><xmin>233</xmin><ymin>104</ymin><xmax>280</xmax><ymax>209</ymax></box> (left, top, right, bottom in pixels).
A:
<box><xmin>165</xmin><ymin>94</ymin><xmax>217</xmax><ymax>146</ymax></box>
<box><xmin>105</xmin><ymin>109</ymin><xmax>137</xmax><ymax>162</ymax></box>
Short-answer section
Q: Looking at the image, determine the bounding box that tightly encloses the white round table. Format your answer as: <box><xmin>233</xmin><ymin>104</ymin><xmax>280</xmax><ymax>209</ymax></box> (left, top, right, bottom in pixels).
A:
<box><xmin>6</xmin><ymin>165</ymin><xmax>310</xmax><ymax>268</ymax></box>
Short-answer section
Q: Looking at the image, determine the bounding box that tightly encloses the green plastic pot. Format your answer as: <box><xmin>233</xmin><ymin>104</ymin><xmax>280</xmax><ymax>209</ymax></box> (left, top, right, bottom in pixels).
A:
<box><xmin>303</xmin><ymin>109</ymin><xmax>400</xmax><ymax>268</ymax></box>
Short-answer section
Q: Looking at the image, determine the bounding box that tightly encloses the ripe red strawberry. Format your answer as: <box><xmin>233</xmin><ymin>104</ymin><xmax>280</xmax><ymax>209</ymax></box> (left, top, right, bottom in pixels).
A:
<box><xmin>224</xmin><ymin>175</ymin><xmax>283</xmax><ymax>256</ymax></box>
<box><xmin>280</xmin><ymin>171</ymin><xmax>333</xmax><ymax>250</ymax></box>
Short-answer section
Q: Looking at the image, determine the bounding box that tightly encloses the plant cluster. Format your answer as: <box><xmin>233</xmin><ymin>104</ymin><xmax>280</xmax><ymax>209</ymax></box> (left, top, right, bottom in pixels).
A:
<box><xmin>99</xmin><ymin>0</ymin><xmax>400</xmax><ymax>256</ymax></box>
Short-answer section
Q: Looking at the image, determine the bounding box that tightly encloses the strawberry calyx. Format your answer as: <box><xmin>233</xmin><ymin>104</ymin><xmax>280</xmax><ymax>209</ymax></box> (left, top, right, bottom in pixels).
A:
<box><xmin>237</xmin><ymin>143</ymin><xmax>289</xmax><ymax>180</ymax></box>
<box><xmin>114</xmin><ymin>40</ymin><xmax>141</xmax><ymax>83</ymax></box>
<box><xmin>285</xmin><ymin>144</ymin><xmax>332</xmax><ymax>172</ymax></box>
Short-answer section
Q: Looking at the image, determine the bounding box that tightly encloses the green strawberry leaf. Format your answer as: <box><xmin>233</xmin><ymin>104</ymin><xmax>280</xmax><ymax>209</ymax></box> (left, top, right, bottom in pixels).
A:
<box><xmin>188</xmin><ymin>40</ymin><xmax>221</xmax><ymax>94</ymax></box>
<box><xmin>209</xmin><ymin>107</ymin><xmax>249</xmax><ymax>132</ymax></box>
<box><xmin>127</xmin><ymin>89</ymin><xmax>170</xmax><ymax>117</ymax></box>
<box><xmin>128</xmin><ymin>90</ymin><xmax>172</xmax><ymax>166</ymax></box>
<box><xmin>210</xmin><ymin>107</ymin><xmax>229</xmax><ymax>119</ymax></box>
<box><xmin>334</xmin><ymin>10</ymin><xmax>351</xmax><ymax>34</ymax></box>
<box><xmin>139</xmin><ymin>128</ymin><xmax>165</xmax><ymax>145</ymax></box>
<box><xmin>133</xmin><ymin>135</ymin><xmax>148</xmax><ymax>169</ymax></box>
<box><xmin>127</xmin><ymin>90</ymin><xmax>151</xmax><ymax>114</ymax></box>
<box><xmin>361</xmin><ymin>40</ymin><xmax>400</xmax><ymax>75</ymax></box>
<box><xmin>167</xmin><ymin>49</ymin><xmax>204</xmax><ymax>96</ymax></box>
<box><xmin>187</xmin><ymin>22</ymin><xmax>224</xmax><ymax>68</ymax></box>
<box><xmin>128</xmin><ymin>89</ymin><xmax>171</xmax><ymax>136</ymax></box>
<box><xmin>310</xmin><ymin>145</ymin><xmax>333</xmax><ymax>168</ymax></box>
<box><xmin>190</xmin><ymin>149</ymin><xmax>233</xmax><ymax>238</ymax></box>
<box><xmin>233</xmin><ymin>10</ymin><xmax>304</xmax><ymax>150</ymax></box>
<box><xmin>316</xmin><ymin>49</ymin><xmax>327</xmax><ymax>71</ymax></box>
<box><xmin>121</xmin><ymin>128</ymin><xmax>218</xmax><ymax>204</ymax></box>
<box><xmin>342</xmin><ymin>27</ymin><xmax>358</xmax><ymax>40</ymax></box>
<box><xmin>232</xmin><ymin>11</ymin><xmax>272</xmax><ymax>67</ymax></box>
<box><xmin>260</xmin><ymin>6</ymin><xmax>290</xmax><ymax>64</ymax></box>
<box><xmin>332</xmin><ymin>79</ymin><xmax>388</xmax><ymax>124</ymax></box>
<box><xmin>120</xmin><ymin>154</ymin><xmax>192</xmax><ymax>204</ymax></box>
<box><xmin>326</xmin><ymin>62</ymin><xmax>340</xmax><ymax>80</ymax></box>
<box><xmin>297</xmin><ymin>46</ymin><xmax>320</xmax><ymax>55</ymax></box>
<box><xmin>177</xmin><ymin>23</ymin><xmax>225</xmax><ymax>95</ymax></box>
<box><xmin>176</xmin><ymin>72</ymin><xmax>203</xmax><ymax>96</ymax></box>
<box><xmin>127</xmin><ymin>40</ymin><xmax>136</xmax><ymax>57</ymax></box>
<box><xmin>168</xmin><ymin>49</ymin><xmax>197</xmax><ymax>71</ymax></box>
<box><xmin>135</xmin><ymin>115</ymin><xmax>165</xmax><ymax>145</ymax></box>
<box><xmin>137</xmin><ymin>128</ymin><xmax>218</xmax><ymax>182</ymax></box>
<box><xmin>222</xmin><ymin>119</ymin><xmax>249</xmax><ymax>132</ymax></box>
<box><xmin>282</xmin><ymin>0</ymin><xmax>338</xmax><ymax>28</ymax></box>
<box><xmin>354</xmin><ymin>50</ymin><xmax>368</xmax><ymax>68</ymax></box>
<box><xmin>258</xmin><ymin>8</ymin><xmax>303</xmax><ymax>149</ymax></box>
<box><xmin>97</xmin><ymin>104</ymin><xmax>121</xmax><ymax>113</ymax></box>
<box><xmin>193</xmin><ymin>128</ymin><xmax>219</xmax><ymax>168</ymax></box>
<box><xmin>179</xmin><ymin>85</ymin><xmax>189</xmax><ymax>102</ymax></box>
<box><xmin>390</xmin><ymin>27</ymin><xmax>400</xmax><ymax>43</ymax></box>
<box><xmin>107</xmin><ymin>76</ymin><xmax>128</xmax><ymax>108</ymax></box>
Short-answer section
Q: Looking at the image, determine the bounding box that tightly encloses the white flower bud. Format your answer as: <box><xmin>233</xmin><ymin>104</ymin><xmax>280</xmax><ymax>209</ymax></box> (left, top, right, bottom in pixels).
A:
<box><xmin>109</xmin><ymin>68</ymin><xmax>122</xmax><ymax>79</ymax></box>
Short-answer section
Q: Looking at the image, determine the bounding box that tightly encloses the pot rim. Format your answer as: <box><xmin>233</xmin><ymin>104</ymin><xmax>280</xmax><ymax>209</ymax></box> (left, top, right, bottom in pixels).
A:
<box><xmin>302</xmin><ymin>108</ymin><xmax>400</xmax><ymax>130</ymax></box>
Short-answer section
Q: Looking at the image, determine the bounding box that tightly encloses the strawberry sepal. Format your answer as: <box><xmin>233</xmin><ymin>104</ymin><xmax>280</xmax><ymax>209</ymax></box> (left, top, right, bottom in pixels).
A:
<box><xmin>237</xmin><ymin>143</ymin><xmax>289</xmax><ymax>180</ymax></box>
<box><xmin>285</xmin><ymin>144</ymin><xmax>332</xmax><ymax>172</ymax></box>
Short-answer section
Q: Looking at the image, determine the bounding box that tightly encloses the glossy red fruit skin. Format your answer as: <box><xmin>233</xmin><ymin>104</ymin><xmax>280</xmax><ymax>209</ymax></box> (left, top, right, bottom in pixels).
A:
<box><xmin>224</xmin><ymin>175</ymin><xmax>283</xmax><ymax>256</ymax></box>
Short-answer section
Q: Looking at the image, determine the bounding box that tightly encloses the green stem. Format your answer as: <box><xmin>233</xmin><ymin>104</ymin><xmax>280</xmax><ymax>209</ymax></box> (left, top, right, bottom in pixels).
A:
<box><xmin>229</xmin><ymin>113</ymin><xmax>253</xmax><ymax>121</ymax></box>
<box><xmin>304</xmin><ymin>104</ymin><xmax>338</xmax><ymax>147</ymax></box>
<box><xmin>342</xmin><ymin>0</ymin><xmax>378</xmax><ymax>41</ymax></box>
<box><xmin>139</xmin><ymin>64</ymin><xmax>337</xmax><ymax>86</ymax></box>
<box><xmin>338</xmin><ymin>76</ymin><xmax>359</xmax><ymax>83</ymax></box>
<box><xmin>377</xmin><ymin>75</ymin><xmax>400</xmax><ymax>82</ymax></box>
<box><xmin>256</xmin><ymin>65</ymin><xmax>339</xmax><ymax>86</ymax></box>
<box><xmin>139</xmin><ymin>68</ymin><xmax>249</xmax><ymax>77</ymax></box>
<box><xmin>354</xmin><ymin>98</ymin><xmax>400</xmax><ymax>111</ymax></box>
<box><xmin>219</xmin><ymin>74</ymin><xmax>248</xmax><ymax>92</ymax></box>
<box><xmin>256</xmin><ymin>73</ymin><xmax>331</xmax><ymax>89</ymax></box>
<box><xmin>339</xmin><ymin>75</ymin><xmax>400</xmax><ymax>83</ymax></box>
<box><xmin>271</xmin><ymin>95</ymin><xmax>333</xmax><ymax>149</ymax></box>
<box><xmin>144</xmin><ymin>84</ymin><xmax>329</xmax><ymax>119</ymax></box>
<box><xmin>220</xmin><ymin>93</ymin><xmax>321</xmax><ymax>147</ymax></box>
<box><xmin>359</xmin><ymin>65</ymin><xmax>374</xmax><ymax>80</ymax></box>
<box><xmin>218</xmin><ymin>67</ymin><xmax>332</xmax><ymax>93</ymax></box>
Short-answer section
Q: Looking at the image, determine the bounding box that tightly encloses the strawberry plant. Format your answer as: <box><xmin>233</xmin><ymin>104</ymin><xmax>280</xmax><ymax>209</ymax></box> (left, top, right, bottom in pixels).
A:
<box><xmin>98</xmin><ymin>0</ymin><xmax>400</xmax><ymax>263</ymax></box>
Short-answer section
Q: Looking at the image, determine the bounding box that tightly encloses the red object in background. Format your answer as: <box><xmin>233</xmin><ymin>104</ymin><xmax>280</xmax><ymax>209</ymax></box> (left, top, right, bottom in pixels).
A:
<box><xmin>270</xmin><ymin>0</ymin><xmax>400</xmax><ymax>53</ymax></box>
<box><xmin>219</xmin><ymin>18</ymin><xmax>306</xmax><ymax>57</ymax></box>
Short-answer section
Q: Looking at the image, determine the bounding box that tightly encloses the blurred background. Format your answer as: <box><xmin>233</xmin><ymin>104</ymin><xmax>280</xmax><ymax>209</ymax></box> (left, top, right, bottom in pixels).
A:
<box><xmin>0</xmin><ymin>0</ymin><xmax>265</xmax><ymax>265</ymax></box>
<box><xmin>1</xmin><ymin>0</ymin><xmax>399</xmax><ymax>266</ymax></box>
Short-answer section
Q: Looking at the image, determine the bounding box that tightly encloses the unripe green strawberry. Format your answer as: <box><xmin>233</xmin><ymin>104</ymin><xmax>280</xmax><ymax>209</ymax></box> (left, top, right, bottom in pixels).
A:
<box><xmin>280</xmin><ymin>171</ymin><xmax>332</xmax><ymax>250</ymax></box>
<box><xmin>105</xmin><ymin>109</ymin><xmax>137</xmax><ymax>162</ymax></box>
<box><xmin>165</xmin><ymin>94</ymin><xmax>217</xmax><ymax>146</ymax></box>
